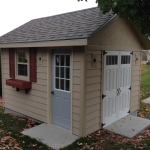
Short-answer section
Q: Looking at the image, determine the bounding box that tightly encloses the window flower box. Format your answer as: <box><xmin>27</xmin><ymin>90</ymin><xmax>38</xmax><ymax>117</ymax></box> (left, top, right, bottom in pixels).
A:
<box><xmin>6</xmin><ymin>79</ymin><xmax>31</xmax><ymax>93</ymax></box>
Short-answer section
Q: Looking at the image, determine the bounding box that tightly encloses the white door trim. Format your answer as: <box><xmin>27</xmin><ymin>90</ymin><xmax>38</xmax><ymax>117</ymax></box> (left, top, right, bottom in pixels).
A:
<box><xmin>47</xmin><ymin>48</ymin><xmax>52</xmax><ymax>124</ymax></box>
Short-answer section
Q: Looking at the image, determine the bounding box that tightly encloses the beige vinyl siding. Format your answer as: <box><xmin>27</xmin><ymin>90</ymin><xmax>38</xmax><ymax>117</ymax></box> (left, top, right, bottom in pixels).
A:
<box><xmin>130</xmin><ymin>51</ymin><xmax>141</xmax><ymax>112</ymax></box>
<box><xmin>2</xmin><ymin>48</ymin><xmax>48</xmax><ymax>123</ymax></box>
<box><xmin>85</xmin><ymin>49</ymin><xmax>102</xmax><ymax>135</ymax></box>
<box><xmin>72</xmin><ymin>47</ymin><xmax>84</xmax><ymax>136</ymax></box>
<box><xmin>88</xmin><ymin>17</ymin><xmax>143</xmax><ymax>50</ymax></box>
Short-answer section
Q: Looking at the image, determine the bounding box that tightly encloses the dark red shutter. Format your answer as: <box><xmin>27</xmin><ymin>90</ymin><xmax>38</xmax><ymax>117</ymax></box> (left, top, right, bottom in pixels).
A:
<box><xmin>9</xmin><ymin>48</ymin><xmax>15</xmax><ymax>79</ymax></box>
<box><xmin>30</xmin><ymin>47</ymin><xmax>37</xmax><ymax>82</ymax></box>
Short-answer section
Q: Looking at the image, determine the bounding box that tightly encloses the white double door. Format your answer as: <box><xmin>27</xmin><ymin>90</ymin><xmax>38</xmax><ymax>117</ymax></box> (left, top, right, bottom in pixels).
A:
<box><xmin>103</xmin><ymin>51</ymin><xmax>132</xmax><ymax>127</ymax></box>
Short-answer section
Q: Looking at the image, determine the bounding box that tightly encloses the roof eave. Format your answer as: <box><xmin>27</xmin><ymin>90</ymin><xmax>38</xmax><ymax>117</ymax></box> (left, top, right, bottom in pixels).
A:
<box><xmin>0</xmin><ymin>39</ymin><xmax>87</xmax><ymax>48</ymax></box>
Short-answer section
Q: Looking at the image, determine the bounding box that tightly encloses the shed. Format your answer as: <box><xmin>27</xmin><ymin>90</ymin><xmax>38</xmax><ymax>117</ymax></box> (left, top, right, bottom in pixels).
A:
<box><xmin>0</xmin><ymin>7</ymin><xmax>150</xmax><ymax>137</ymax></box>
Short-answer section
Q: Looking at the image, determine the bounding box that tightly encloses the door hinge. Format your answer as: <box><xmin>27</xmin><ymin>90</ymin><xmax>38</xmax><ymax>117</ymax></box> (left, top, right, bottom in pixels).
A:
<box><xmin>130</xmin><ymin>52</ymin><xmax>133</xmax><ymax>55</ymax></box>
<box><xmin>129</xmin><ymin>87</ymin><xmax>131</xmax><ymax>90</ymax></box>
<box><xmin>102</xmin><ymin>94</ymin><xmax>106</xmax><ymax>99</ymax></box>
<box><xmin>101</xmin><ymin>123</ymin><xmax>105</xmax><ymax>128</ymax></box>
<box><xmin>128</xmin><ymin>110</ymin><xmax>130</xmax><ymax>113</ymax></box>
<box><xmin>103</xmin><ymin>50</ymin><xmax>107</xmax><ymax>55</ymax></box>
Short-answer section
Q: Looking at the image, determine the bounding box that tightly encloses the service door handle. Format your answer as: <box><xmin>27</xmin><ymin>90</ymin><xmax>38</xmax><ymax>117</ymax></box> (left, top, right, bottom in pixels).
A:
<box><xmin>51</xmin><ymin>91</ymin><xmax>54</xmax><ymax>94</ymax></box>
<box><xmin>119</xmin><ymin>88</ymin><xmax>121</xmax><ymax>94</ymax></box>
<box><xmin>117</xmin><ymin>89</ymin><xmax>119</xmax><ymax>96</ymax></box>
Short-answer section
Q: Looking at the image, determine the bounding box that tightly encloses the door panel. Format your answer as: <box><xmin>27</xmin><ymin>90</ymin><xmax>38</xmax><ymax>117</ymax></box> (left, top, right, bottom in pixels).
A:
<box><xmin>64</xmin><ymin>98</ymin><xmax>71</xmax><ymax>120</ymax></box>
<box><xmin>52</xmin><ymin>53</ymin><xmax>71</xmax><ymax>129</ymax></box>
<box><xmin>52</xmin><ymin>96</ymin><xmax>61</xmax><ymax>125</ymax></box>
<box><xmin>103</xmin><ymin>97</ymin><xmax>118</xmax><ymax>125</ymax></box>
<box><xmin>118</xmin><ymin>51</ymin><xmax>131</xmax><ymax>119</ymax></box>
<box><xmin>118</xmin><ymin>92</ymin><xmax>130</xmax><ymax>119</ymax></box>
<box><xmin>103</xmin><ymin>51</ymin><xmax>132</xmax><ymax>127</ymax></box>
<box><xmin>103</xmin><ymin>51</ymin><xmax>119</xmax><ymax>125</ymax></box>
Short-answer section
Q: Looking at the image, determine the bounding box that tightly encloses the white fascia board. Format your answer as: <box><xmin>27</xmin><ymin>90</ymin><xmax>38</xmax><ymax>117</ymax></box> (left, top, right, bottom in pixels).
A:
<box><xmin>0</xmin><ymin>39</ymin><xmax>87</xmax><ymax>48</ymax></box>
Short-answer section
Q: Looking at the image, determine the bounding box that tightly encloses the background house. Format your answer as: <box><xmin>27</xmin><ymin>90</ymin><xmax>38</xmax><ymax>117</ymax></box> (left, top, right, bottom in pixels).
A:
<box><xmin>147</xmin><ymin>50</ymin><xmax>150</xmax><ymax>62</ymax></box>
<box><xmin>0</xmin><ymin>7</ymin><xmax>150</xmax><ymax>136</ymax></box>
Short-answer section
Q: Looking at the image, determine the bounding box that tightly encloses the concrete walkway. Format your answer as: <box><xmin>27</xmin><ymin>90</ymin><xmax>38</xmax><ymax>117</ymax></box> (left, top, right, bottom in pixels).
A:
<box><xmin>104</xmin><ymin>115</ymin><xmax>150</xmax><ymax>138</ymax></box>
<box><xmin>142</xmin><ymin>97</ymin><xmax>150</xmax><ymax>104</ymax></box>
<box><xmin>22</xmin><ymin>123</ymin><xmax>79</xmax><ymax>150</ymax></box>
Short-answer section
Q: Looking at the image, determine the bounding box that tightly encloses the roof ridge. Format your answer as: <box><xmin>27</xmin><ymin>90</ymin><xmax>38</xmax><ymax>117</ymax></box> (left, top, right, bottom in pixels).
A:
<box><xmin>31</xmin><ymin>7</ymin><xmax>98</xmax><ymax>21</ymax></box>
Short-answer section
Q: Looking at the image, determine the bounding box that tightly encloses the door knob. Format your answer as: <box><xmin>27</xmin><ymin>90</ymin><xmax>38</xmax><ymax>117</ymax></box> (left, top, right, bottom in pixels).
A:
<box><xmin>119</xmin><ymin>88</ymin><xmax>121</xmax><ymax>94</ymax></box>
<box><xmin>51</xmin><ymin>91</ymin><xmax>54</xmax><ymax>94</ymax></box>
<box><xmin>116</xmin><ymin>88</ymin><xmax>121</xmax><ymax>96</ymax></box>
<box><xmin>117</xmin><ymin>89</ymin><xmax>119</xmax><ymax>96</ymax></box>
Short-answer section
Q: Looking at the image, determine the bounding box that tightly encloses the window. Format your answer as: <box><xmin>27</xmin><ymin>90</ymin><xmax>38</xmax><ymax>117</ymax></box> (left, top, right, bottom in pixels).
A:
<box><xmin>55</xmin><ymin>54</ymin><xmax>70</xmax><ymax>91</ymax></box>
<box><xmin>106</xmin><ymin>55</ymin><xmax>118</xmax><ymax>65</ymax></box>
<box><xmin>17</xmin><ymin>51</ymin><xmax>29</xmax><ymax>77</ymax></box>
<box><xmin>121</xmin><ymin>55</ymin><xmax>130</xmax><ymax>64</ymax></box>
<box><xmin>9</xmin><ymin>48</ymin><xmax>37</xmax><ymax>82</ymax></box>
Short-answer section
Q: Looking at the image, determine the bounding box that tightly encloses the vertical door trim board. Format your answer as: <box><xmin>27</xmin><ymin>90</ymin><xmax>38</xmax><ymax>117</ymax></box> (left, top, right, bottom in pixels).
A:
<box><xmin>101</xmin><ymin>50</ymin><xmax>105</xmax><ymax>128</ymax></box>
<box><xmin>130</xmin><ymin>52</ymin><xmax>139</xmax><ymax>111</ymax></box>
<box><xmin>80</xmin><ymin>46</ymin><xmax>86</xmax><ymax>136</ymax></box>
<box><xmin>138</xmin><ymin>52</ymin><xmax>142</xmax><ymax>109</ymax></box>
<box><xmin>1</xmin><ymin>49</ymin><xmax>4</xmax><ymax>107</ymax></box>
<box><xmin>121</xmin><ymin>51</ymin><xmax>132</xmax><ymax>113</ymax></box>
<box><xmin>47</xmin><ymin>48</ymin><xmax>52</xmax><ymax>124</ymax></box>
<box><xmin>71</xmin><ymin>47</ymin><xmax>73</xmax><ymax>134</ymax></box>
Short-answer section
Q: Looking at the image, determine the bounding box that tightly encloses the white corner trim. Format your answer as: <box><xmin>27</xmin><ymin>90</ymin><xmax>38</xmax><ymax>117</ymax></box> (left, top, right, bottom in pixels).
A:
<box><xmin>0</xmin><ymin>39</ymin><xmax>87</xmax><ymax>48</ymax></box>
<box><xmin>47</xmin><ymin>49</ymin><xmax>51</xmax><ymax>124</ymax></box>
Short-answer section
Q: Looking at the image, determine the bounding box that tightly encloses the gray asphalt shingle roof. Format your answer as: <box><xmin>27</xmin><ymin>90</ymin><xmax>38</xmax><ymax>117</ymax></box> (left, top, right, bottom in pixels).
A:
<box><xmin>0</xmin><ymin>7</ymin><xmax>114</xmax><ymax>44</ymax></box>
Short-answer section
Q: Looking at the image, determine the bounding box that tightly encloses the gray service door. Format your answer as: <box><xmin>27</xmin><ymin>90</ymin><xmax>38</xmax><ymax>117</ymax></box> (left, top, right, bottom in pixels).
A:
<box><xmin>51</xmin><ymin>53</ymin><xmax>71</xmax><ymax>129</ymax></box>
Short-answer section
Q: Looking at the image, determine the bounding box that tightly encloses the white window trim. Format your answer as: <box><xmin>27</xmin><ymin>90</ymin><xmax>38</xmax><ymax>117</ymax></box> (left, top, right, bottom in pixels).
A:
<box><xmin>54</xmin><ymin>54</ymin><xmax>71</xmax><ymax>93</ymax></box>
<box><xmin>15</xmin><ymin>49</ymin><xmax>30</xmax><ymax>81</ymax></box>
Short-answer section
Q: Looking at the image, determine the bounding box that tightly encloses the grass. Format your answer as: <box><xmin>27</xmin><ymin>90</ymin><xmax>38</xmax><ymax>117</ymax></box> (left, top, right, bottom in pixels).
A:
<box><xmin>60</xmin><ymin>137</ymin><xmax>97</xmax><ymax>150</ymax></box>
<box><xmin>138</xmin><ymin>102</ymin><xmax>150</xmax><ymax>119</ymax></box>
<box><xmin>0</xmin><ymin>107</ymin><xmax>50</xmax><ymax>150</ymax></box>
<box><xmin>140</xmin><ymin>64</ymin><xmax>150</xmax><ymax>100</ymax></box>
